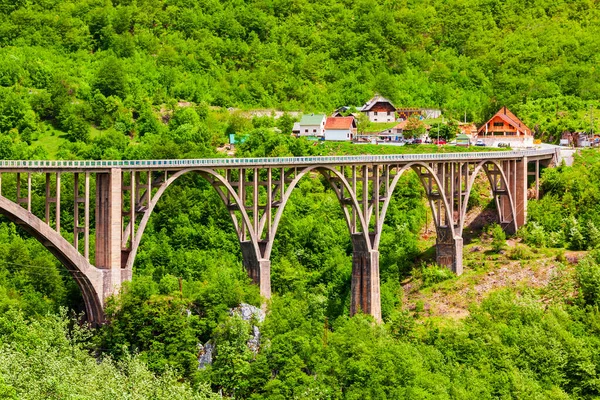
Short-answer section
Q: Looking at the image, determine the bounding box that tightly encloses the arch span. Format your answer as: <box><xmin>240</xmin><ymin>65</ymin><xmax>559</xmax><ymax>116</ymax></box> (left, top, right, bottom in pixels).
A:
<box><xmin>0</xmin><ymin>195</ymin><xmax>105</xmax><ymax>325</ymax></box>
<box><xmin>459</xmin><ymin>160</ymin><xmax>518</xmax><ymax>235</ymax></box>
<box><xmin>376</xmin><ymin>162</ymin><xmax>456</xmax><ymax>251</ymax></box>
<box><xmin>124</xmin><ymin>168</ymin><xmax>259</xmax><ymax>271</ymax></box>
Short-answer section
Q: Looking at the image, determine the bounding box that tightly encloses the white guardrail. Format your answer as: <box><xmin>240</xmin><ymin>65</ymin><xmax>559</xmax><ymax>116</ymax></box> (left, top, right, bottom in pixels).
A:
<box><xmin>0</xmin><ymin>148</ymin><xmax>557</xmax><ymax>170</ymax></box>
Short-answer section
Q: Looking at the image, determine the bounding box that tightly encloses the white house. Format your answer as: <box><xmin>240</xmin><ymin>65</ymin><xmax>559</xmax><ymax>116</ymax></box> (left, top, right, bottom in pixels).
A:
<box><xmin>360</xmin><ymin>95</ymin><xmax>396</xmax><ymax>123</ymax></box>
<box><xmin>324</xmin><ymin>117</ymin><xmax>356</xmax><ymax>141</ymax></box>
<box><xmin>297</xmin><ymin>114</ymin><xmax>326</xmax><ymax>137</ymax></box>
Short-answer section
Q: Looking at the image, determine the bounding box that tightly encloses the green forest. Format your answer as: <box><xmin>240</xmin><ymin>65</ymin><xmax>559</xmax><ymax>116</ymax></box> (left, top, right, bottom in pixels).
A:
<box><xmin>3</xmin><ymin>0</ymin><xmax>600</xmax><ymax>398</ymax></box>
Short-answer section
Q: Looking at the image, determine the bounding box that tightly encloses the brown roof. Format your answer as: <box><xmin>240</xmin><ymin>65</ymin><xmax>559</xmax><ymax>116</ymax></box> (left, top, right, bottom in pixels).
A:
<box><xmin>325</xmin><ymin>117</ymin><xmax>355</xmax><ymax>130</ymax></box>
<box><xmin>478</xmin><ymin>106</ymin><xmax>531</xmax><ymax>135</ymax></box>
<box><xmin>360</xmin><ymin>95</ymin><xmax>395</xmax><ymax>111</ymax></box>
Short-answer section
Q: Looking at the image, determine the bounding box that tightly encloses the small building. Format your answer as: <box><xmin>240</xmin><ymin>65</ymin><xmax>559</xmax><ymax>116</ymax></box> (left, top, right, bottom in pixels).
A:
<box><xmin>455</xmin><ymin>133</ymin><xmax>471</xmax><ymax>147</ymax></box>
<box><xmin>296</xmin><ymin>114</ymin><xmax>326</xmax><ymax>137</ymax></box>
<box><xmin>360</xmin><ymin>95</ymin><xmax>396</xmax><ymax>123</ymax></box>
<box><xmin>332</xmin><ymin>106</ymin><xmax>360</xmax><ymax>118</ymax></box>
<box><xmin>382</xmin><ymin>120</ymin><xmax>409</xmax><ymax>136</ymax></box>
<box><xmin>324</xmin><ymin>117</ymin><xmax>356</xmax><ymax>141</ymax></box>
<box><xmin>477</xmin><ymin>106</ymin><xmax>533</xmax><ymax>148</ymax></box>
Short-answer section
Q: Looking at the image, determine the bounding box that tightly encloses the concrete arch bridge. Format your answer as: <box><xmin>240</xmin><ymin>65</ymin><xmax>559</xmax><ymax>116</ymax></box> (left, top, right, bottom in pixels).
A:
<box><xmin>0</xmin><ymin>149</ymin><xmax>556</xmax><ymax>324</ymax></box>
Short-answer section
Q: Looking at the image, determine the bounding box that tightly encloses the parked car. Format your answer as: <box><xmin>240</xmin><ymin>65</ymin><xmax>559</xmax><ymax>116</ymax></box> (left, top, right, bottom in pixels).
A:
<box><xmin>475</xmin><ymin>139</ymin><xmax>485</xmax><ymax>146</ymax></box>
<box><xmin>433</xmin><ymin>139</ymin><xmax>447</xmax><ymax>145</ymax></box>
<box><xmin>497</xmin><ymin>142</ymin><xmax>509</xmax><ymax>148</ymax></box>
<box><xmin>413</xmin><ymin>139</ymin><xmax>423</xmax><ymax>144</ymax></box>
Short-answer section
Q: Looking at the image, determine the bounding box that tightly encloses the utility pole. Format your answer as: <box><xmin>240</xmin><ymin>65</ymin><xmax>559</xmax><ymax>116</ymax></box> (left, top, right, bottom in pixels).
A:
<box><xmin>591</xmin><ymin>105</ymin><xmax>594</xmax><ymax>138</ymax></box>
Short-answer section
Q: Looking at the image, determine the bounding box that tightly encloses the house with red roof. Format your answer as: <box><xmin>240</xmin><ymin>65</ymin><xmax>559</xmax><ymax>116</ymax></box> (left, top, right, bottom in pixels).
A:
<box><xmin>477</xmin><ymin>106</ymin><xmax>534</xmax><ymax>147</ymax></box>
<box><xmin>324</xmin><ymin>116</ymin><xmax>356</xmax><ymax>141</ymax></box>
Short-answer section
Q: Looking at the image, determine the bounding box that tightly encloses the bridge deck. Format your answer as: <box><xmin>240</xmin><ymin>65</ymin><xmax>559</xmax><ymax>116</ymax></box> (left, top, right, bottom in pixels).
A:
<box><xmin>0</xmin><ymin>148</ymin><xmax>557</xmax><ymax>171</ymax></box>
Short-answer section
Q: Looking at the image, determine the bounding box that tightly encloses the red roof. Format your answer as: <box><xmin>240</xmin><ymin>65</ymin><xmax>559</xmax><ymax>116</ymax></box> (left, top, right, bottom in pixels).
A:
<box><xmin>325</xmin><ymin>117</ymin><xmax>355</xmax><ymax>130</ymax></box>
<box><xmin>478</xmin><ymin>106</ymin><xmax>532</xmax><ymax>135</ymax></box>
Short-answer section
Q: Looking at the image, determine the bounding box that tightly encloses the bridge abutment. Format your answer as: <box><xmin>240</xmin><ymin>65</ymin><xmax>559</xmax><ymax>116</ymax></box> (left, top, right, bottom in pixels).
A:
<box><xmin>350</xmin><ymin>235</ymin><xmax>382</xmax><ymax>322</ymax></box>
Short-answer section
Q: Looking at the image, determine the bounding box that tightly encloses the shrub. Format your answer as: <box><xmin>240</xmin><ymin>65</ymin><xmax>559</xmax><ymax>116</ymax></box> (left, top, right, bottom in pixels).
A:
<box><xmin>507</xmin><ymin>245</ymin><xmax>535</xmax><ymax>260</ymax></box>
<box><xmin>419</xmin><ymin>264</ymin><xmax>455</xmax><ymax>288</ymax></box>
<box><xmin>489</xmin><ymin>223</ymin><xmax>506</xmax><ymax>252</ymax></box>
<box><xmin>577</xmin><ymin>254</ymin><xmax>600</xmax><ymax>306</ymax></box>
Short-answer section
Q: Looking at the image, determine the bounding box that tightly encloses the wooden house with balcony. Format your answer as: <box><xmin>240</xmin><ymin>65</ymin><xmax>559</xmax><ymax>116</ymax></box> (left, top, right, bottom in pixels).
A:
<box><xmin>360</xmin><ymin>95</ymin><xmax>396</xmax><ymax>122</ymax></box>
<box><xmin>477</xmin><ymin>106</ymin><xmax>533</xmax><ymax>147</ymax></box>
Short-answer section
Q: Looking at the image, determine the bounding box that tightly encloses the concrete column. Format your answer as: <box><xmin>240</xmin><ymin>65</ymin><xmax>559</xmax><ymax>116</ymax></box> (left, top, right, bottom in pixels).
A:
<box><xmin>95</xmin><ymin>169</ymin><xmax>122</xmax><ymax>300</ymax></box>
<box><xmin>514</xmin><ymin>158</ymin><xmax>528</xmax><ymax>228</ymax></box>
<box><xmin>436</xmin><ymin>229</ymin><xmax>463</xmax><ymax>275</ymax></box>
<box><xmin>350</xmin><ymin>234</ymin><xmax>382</xmax><ymax>322</ymax></box>
<box><xmin>240</xmin><ymin>241</ymin><xmax>271</xmax><ymax>299</ymax></box>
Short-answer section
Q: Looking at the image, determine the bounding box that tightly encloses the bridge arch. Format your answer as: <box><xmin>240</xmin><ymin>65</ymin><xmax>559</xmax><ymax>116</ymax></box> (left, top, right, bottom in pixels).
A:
<box><xmin>0</xmin><ymin>195</ymin><xmax>105</xmax><ymax>324</ymax></box>
<box><xmin>124</xmin><ymin>168</ymin><xmax>259</xmax><ymax>271</ymax></box>
<box><xmin>376</xmin><ymin>162</ymin><xmax>456</xmax><ymax>251</ymax></box>
<box><xmin>124</xmin><ymin>165</ymin><xmax>370</xmax><ymax>268</ymax></box>
<box><xmin>459</xmin><ymin>160</ymin><xmax>518</xmax><ymax>235</ymax></box>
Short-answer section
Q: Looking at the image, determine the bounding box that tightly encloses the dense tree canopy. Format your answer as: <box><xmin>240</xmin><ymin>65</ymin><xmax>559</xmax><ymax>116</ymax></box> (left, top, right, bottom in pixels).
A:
<box><xmin>0</xmin><ymin>0</ymin><xmax>599</xmax><ymax>145</ymax></box>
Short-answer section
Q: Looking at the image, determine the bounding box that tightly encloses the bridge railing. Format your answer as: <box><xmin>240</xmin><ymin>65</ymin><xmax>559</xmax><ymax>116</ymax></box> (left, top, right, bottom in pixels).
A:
<box><xmin>0</xmin><ymin>148</ymin><xmax>557</xmax><ymax>169</ymax></box>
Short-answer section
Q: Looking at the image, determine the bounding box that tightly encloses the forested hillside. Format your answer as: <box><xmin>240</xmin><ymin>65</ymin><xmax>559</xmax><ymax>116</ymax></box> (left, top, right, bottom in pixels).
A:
<box><xmin>1</xmin><ymin>0</ymin><xmax>600</xmax><ymax>147</ymax></box>
<box><xmin>4</xmin><ymin>0</ymin><xmax>600</xmax><ymax>398</ymax></box>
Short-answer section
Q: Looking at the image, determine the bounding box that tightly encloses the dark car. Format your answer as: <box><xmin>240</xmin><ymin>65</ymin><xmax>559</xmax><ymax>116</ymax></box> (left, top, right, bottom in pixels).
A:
<box><xmin>413</xmin><ymin>139</ymin><xmax>423</xmax><ymax>144</ymax></box>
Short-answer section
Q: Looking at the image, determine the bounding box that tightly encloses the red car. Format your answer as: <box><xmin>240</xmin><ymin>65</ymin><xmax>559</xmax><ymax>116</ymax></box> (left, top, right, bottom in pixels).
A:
<box><xmin>433</xmin><ymin>139</ymin><xmax>447</xmax><ymax>145</ymax></box>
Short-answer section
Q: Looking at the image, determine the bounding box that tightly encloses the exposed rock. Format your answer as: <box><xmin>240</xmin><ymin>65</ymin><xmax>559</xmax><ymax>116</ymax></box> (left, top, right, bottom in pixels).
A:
<box><xmin>230</xmin><ymin>303</ymin><xmax>265</xmax><ymax>323</ymax></box>
<box><xmin>230</xmin><ymin>303</ymin><xmax>264</xmax><ymax>355</ymax></box>
<box><xmin>198</xmin><ymin>342</ymin><xmax>214</xmax><ymax>369</ymax></box>
<box><xmin>198</xmin><ymin>303</ymin><xmax>264</xmax><ymax>369</ymax></box>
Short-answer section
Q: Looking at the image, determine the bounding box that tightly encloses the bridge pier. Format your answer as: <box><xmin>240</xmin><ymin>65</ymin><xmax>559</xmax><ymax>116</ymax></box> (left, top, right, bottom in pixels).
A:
<box><xmin>436</xmin><ymin>234</ymin><xmax>463</xmax><ymax>275</ymax></box>
<box><xmin>95</xmin><ymin>169</ymin><xmax>123</xmax><ymax>304</ymax></box>
<box><xmin>240</xmin><ymin>241</ymin><xmax>271</xmax><ymax>299</ymax></box>
<box><xmin>350</xmin><ymin>235</ymin><xmax>381</xmax><ymax>322</ymax></box>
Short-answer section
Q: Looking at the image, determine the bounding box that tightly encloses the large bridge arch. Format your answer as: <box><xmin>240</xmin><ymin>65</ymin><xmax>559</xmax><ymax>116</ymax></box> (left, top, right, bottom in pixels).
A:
<box><xmin>0</xmin><ymin>195</ymin><xmax>105</xmax><ymax>325</ymax></box>
<box><xmin>458</xmin><ymin>159</ymin><xmax>518</xmax><ymax>235</ymax></box>
<box><xmin>375</xmin><ymin>162</ymin><xmax>456</xmax><ymax>251</ymax></box>
<box><xmin>124</xmin><ymin>168</ymin><xmax>260</xmax><ymax>271</ymax></box>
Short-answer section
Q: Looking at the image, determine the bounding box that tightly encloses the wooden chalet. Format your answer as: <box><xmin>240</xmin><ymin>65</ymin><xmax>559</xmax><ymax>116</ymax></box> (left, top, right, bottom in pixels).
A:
<box><xmin>477</xmin><ymin>106</ymin><xmax>533</xmax><ymax>147</ymax></box>
<box><xmin>360</xmin><ymin>95</ymin><xmax>396</xmax><ymax>122</ymax></box>
<box><xmin>478</xmin><ymin>106</ymin><xmax>532</xmax><ymax>137</ymax></box>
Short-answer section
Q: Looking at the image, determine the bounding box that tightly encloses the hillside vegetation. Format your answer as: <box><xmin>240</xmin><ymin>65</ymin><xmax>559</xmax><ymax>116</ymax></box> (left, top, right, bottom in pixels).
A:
<box><xmin>3</xmin><ymin>0</ymin><xmax>600</xmax><ymax>398</ymax></box>
<box><xmin>1</xmin><ymin>0</ymin><xmax>600</xmax><ymax>149</ymax></box>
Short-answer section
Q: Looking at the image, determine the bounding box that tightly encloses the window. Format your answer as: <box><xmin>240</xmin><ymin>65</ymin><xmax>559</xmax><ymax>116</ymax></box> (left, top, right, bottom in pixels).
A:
<box><xmin>374</xmin><ymin>111</ymin><xmax>378</xmax><ymax>115</ymax></box>
<box><xmin>304</xmin><ymin>129</ymin><xmax>308</xmax><ymax>133</ymax></box>
<box><xmin>313</xmin><ymin>129</ymin><xmax>316</xmax><ymax>133</ymax></box>
<box><xmin>493</xmin><ymin>122</ymin><xmax>503</xmax><ymax>127</ymax></box>
<box><xmin>374</xmin><ymin>119</ymin><xmax>378</xmax><ymax>122</ymax></box>
<box><xmin>387</xmin><ymin>111</ymin><xmax>391</xmax><ymax>116</ymax></box>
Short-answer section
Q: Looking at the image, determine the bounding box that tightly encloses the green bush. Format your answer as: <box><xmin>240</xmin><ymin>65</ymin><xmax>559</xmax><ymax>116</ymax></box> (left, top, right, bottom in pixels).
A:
<box><xmin>419</xmin><ymin>264</ymin><xmax>455</xmax><ymax>288</ymax></box>
<box><xmin>489</xmin><ymin>223</ymin><xmax>506</xmax><ymax>252</ymax></box>
<box><xmin>576</xmin><ymin>252</ymin><xmax>600</xmax><ymax>307</ymax></box>
<box><xmin>508</xmin><ymin>245</ymin><xmax>535</xmax><ymax>260</ymax></box>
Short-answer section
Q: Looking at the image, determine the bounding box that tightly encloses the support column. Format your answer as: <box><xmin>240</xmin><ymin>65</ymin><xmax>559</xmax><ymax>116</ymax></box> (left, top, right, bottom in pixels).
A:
<box><xmin>95</xmin><ymin>169</ymin><xmax>123</xmax><ymax>302</ymax></box>
<box><xmin>350</xmin><ymin>234</ymin><xmax>381</xmax><ymax>322</ymax></box>
<box><xmin>513</xmin><ymin>157</ymin><xmax>528</xmax><ymax>228</ymax></box>
<box><xmin>239</xmin><ymin>241</ymin><xmax>271</xmax><ymax>299</ymax></box>
<box><xmin>436</xmin><ymin>228</ymin><xmax>463</xmax><ymax>275</ymax></box>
